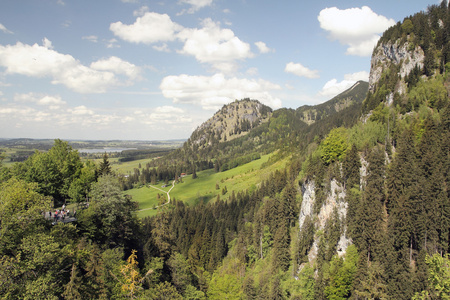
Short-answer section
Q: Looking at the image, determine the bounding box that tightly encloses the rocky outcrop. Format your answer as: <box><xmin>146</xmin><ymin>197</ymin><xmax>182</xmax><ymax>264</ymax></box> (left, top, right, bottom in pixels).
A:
<box><xmin>369</xmin><ymin>39</ymin><xmax>425</xmax><ymax>93</ymax></box>
<box><xmin>299</xmin><ymin>180</ymin><xmax>315</xmax><ymax>230</ymax></box>
<box><xmin>189</xmin><ymin>99</ymin><xmax>272</xmax><ymax>147</ymax></box>
<box><xmin>299</xmin><ymin>178</ymin><xmax>349</xmax><ymax>262</ymax></box>
<box><xmin>299</xmin><ymin>155</ymin><xmax>370</xmax><ymax>262</ymax></box>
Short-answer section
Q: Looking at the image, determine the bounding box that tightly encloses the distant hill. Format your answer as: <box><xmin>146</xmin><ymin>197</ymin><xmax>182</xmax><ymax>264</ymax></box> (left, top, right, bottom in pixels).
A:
<box><xmin>159</xmin><ymin>81</ymin><xmax>369</xmax><ymax>173</ymax></box>
<box><xmin>188</xmin><ymin>99</ymin><xmax>272</xmax><ymax>147</ymax></box>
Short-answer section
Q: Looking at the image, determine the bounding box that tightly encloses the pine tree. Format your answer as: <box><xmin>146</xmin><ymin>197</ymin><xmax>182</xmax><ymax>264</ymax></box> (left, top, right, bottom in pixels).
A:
<box><xmin>342</xmin><ymin>144</ymin><xmax>361</xmax><ymax>189</ymax></box>
<box><xmin>353</xmin><ymin>146</ymin><xmax>386</xmax><ymax>262</ymax></box>
<box><xmin>272</xmin><ymin>219</ymin><xmax>291</xmax><ymax>272</ymax></box>
<box><xmin>98</xmin><ymin>153</ymin><xmax>112</xmax><ymax>176</ymax></box>
<box><xmin>62</xmin><ymin>264</ymin><xmax>84</xmax><ymax>300</ymax></box>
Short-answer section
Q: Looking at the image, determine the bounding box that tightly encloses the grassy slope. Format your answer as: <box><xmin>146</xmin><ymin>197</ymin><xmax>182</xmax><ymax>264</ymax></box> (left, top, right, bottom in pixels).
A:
<box><xmin>128</xmin><ymin>153</ymin><xmax>288</xmax><ymax>218</ymax></box>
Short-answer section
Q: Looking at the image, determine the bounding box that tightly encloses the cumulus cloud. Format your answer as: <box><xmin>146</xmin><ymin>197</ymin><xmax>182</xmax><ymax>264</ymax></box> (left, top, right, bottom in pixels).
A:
<box><xmin>319</xmin><ymin>71</ymin><xmax>369</xmax><ymax>97</ymax></box>
<box><xmin>14</xmin><ymin>92</ymin><xmax>66</xmax><ymax>109</ymax></box>
<box><xmin>177</xmin><ymin>18</ymin><xmax>253</xmax><ymax>73</ymax></box>
<box><xmin>110</xmin><ymin>12</ymin><xmax>182</xmax><ymax>44</ymax></box>
<box><xmin>0</xmin><ymin>94</ymin><xmax>195</xmax><ymax>139</ymax></box>
<box><xmin>0</xmin><ymin>23</ymin><xmax>13</xmax><ymax>34</ymax></box>
<box><xmin>0</xmin><ymin>38</ymin><xmax>140</xmax><ymax>93</ymax></box>
<box><xmin>255</xmin><ymin>41</ymin><xmax>273</xmax><ymax>54</ymax></box>
<box><xmin>160</xmin><ymin>73</ymin><xmax>281</xmax><ymax>110</ymax></box>
<box><xmin>90</xmin><ymin>56</ymin><xmax>142</xmax><ymax>81</ymax></box>
<box><xmin>178</xmin><ymin>0</ymin><xmax>213</xmax><ymax>15</ymax></box>
<box><xmin>285</xmin><ymin>62</ymin><xmax>319</xmax><ymax>79</ymax></box>
<box><xmin>153</xmin><ymin>43</ymin><xmax>171</xmax><ymax>52</ymax></box>
<box><xmin>111</xmin><ymin>10</ymin><xmax>254</xmax><ymax>73</ymax></box>
<box><xmin>318</xmin><ymin>6</ymin><xmax>395</xmax><ymax>56</ymax></box>
<box><xmin>70</xmin><ymin>105</ymin><xmax>94</xmax><ymax>115</ymax></box>
<box><xmin>137</xmin><ymin>106</ymin><xmax>192</xmax><ymax>125</ymax></box>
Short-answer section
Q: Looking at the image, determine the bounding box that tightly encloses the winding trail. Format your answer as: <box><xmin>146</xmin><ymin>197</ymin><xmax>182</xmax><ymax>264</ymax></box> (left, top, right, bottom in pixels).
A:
<box><xmin>138</xmin><ymin>179</ymin><xmax>176</xmax><ymax>211</ymax></box>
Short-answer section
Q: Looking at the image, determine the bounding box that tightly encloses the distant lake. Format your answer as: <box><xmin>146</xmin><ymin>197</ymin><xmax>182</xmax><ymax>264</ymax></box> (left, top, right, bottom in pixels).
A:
<box><xmin>78</xmin><ymin>148</ymin><xmax>137</xmax><ymax>153</ymax></box>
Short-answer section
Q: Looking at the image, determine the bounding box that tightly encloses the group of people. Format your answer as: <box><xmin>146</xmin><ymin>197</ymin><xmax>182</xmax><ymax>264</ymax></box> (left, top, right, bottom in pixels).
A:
<box><xmin>49</xmin><ymin>204</ymin><xmax>76</xmax><ymax>224</ymax></box>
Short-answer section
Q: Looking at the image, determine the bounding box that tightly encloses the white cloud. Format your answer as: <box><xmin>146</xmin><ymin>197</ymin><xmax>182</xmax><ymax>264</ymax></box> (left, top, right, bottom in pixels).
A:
<box><xmin>42</xmin><ymin>38</ymin><xmax>53</xmax><ymax>49</ymax></box>
<box><xmin>344</xmin><ymin>71</ymin><xmax>369</xmax><ymax>81</ymax></box>
<box><xmin>133</xmin><ymin>6</ymin><xmax>149</xmax><ymax>17</ymax></box>
<box><xmin>255</xmin><ymin>41</ymin><xmax>273</xmax><ymax>54</ymax></box>
<box><xmin>82</xmin><ymin>35</ymin><xmax>98</xmax><ymax>43</ymax></box>
<box><xmin>110</xmin><ymin>11</ymin><xmax>182</xmax><ymax>44</ymax></box>
<box><xmin>160</xmin><ymin>73</ymin><xmax>281</xmax><ymax>111</ymax></box>
<box><xmin>178</xmin><ymin>0</ymin><xmax>213</xmax><ymax>15</ymax></box>
<box><xmin>14</xmin><ymin>92</ymin><xmax>66</xmax><ymax>109</ymax></box>
<box><xmin>90</xmin><ymin>56</ymin><xmax>142</xmax><ymax>81</ymax></box>
<box><xmin>285</xmin><ymin>62</ymin><xmax>319</xmax><ymax>79</ymax></box>
<box><xmin>177</xmin><ymin>18</ymin><xmax>253</xmax><ymax>73</ymax></box>
<box><xmin>319</xmin><ymin>71</ymin><xmax>369</xmax><ymax>97</ymax></box>
<box><xmin>0</xmin><ymin>23</ymin><xmax>13</xmax><ymax>34</ymax></box>
<box><xmin>70</xmin><ymin>105</ymin><xmax>94</xmax><ymax>115</ymax></box>
<box><xmin>134</xmin><ymin>106</ymin><xmax>192</xmax><ymax>126</ymax></box>
<box><xmin>0</xmin><ymin>39</ymin><xmax>139</xmax><ymax>93</ymax></box>
<box><xmin>153</xmin><ymin>43</ymin><xmax>171</xmax><ymax>52</ymax></box>
<box><xmin>0</xmin><ymin>96</ymin><xmax>195</xmax><ymax>139</ymax></box>
<box><xmin>246</xmin><ymin>67</ymin><xmax>258</xmax><ymax>76</ymax></box>
<box><xmin>38</xmin><ymin>95</ymin><xmax>65</xmax><ymax>107</ymax></box>
<box><xmin>111</xmin><ymin>11</ymin><xmax>254</xmax><ymax>73</ymax></box>
<box><xmin>105</xmin><ymin>38</ymin><xmax>120</xmax><ymax>48</ymax></box>
<box><xmin>318</xmin><ymin>6</ymin><xmax>395</xmax><ymax>56</ymax></box>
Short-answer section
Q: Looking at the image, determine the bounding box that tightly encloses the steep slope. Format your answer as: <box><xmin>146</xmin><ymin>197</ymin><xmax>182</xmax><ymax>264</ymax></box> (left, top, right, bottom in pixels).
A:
<box><xmin>296</xmin><ymin>81</ymin><xmax>368</xmax><ymax>125</ymax></box>
<box><xmin>158</xmin><ymin>81</ymin><xmax>369</xmax><ymax>177</ymax></box>
<box><xmin>188</xmin><ymin>99</ymin><xmax>272</xmax><ymax>147</ymax></box>
<box><xmin>296</xmin><ymin>3</ymin><xmax>450</xmax><ymax>298</ymax></box>
<box><xmin>363</xmin><ymin>2</ymin><xmax>450</xmax><ymax>113</ymax></box>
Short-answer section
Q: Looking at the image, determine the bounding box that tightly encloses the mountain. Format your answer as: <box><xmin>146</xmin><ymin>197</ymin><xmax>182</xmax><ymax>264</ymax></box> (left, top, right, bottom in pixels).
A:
<box><xmin>162</xmin><ymin>80</ymin><xmax>369</xmax><ymax>173</ymax></box>
<box><xmin>188</xmin><ymin>99</ymin><xmax>272</xmax><ymax>147</ymax></box>
<box><xmin>296</xmin><ymin>81</ymin><xmax>369</xmax><ymax>125</ymax></box>
<box><xmin>2</xmin><ymin>3</ymin><xmax>450</xmax><ymax>299</ymax></box>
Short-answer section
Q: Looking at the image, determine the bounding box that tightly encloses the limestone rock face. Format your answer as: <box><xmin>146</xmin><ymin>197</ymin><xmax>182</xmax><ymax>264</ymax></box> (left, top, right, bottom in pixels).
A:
<box><xmin>299</xmin><ymin>179</ymin><xmax>315</xmax><ymax>230</ymax></box>
<box><xmin>299</xmin><ymin>178</ymin><xmax>349</xmax><ymax>262</ymax></box>
<box><xmin>298</xmin><ymin>155</ymin><xmax>370</xmax><ymax>263</ymax></box>
<box><xmin>369</xmin><ymin>40</ymin><xmax>425</xmax><ymax>93</ymax></box>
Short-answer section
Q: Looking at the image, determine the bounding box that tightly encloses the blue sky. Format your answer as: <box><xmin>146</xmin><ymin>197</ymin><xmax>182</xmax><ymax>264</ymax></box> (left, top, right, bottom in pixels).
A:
<box><xmin>0</xmin><ymin>0</ymin><xmax>435</xmax><ymax>140</ymax></box>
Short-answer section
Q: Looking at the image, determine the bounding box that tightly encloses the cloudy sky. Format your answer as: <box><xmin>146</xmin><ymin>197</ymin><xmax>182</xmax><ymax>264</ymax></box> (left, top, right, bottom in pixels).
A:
<box><xmin>0</xmin><ymin>0</ymin><xmax>434</xmax><ymax>140</ymax></box>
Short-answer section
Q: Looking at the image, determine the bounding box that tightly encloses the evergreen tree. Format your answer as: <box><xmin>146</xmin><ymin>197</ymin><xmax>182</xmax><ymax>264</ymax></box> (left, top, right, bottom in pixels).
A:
<box><xmin>352</xmin><ymin>146</ymin><xmax>386</xmax><ymax>262</ymax></box>
<box><xmin>272</xmin><ymin>219</ymin><xmax>291</xmax><ymax>272</ymax></box>
<box><xmin>98</xmin><ymin>153</ymin><xmax>112</xmax><ymax>176</ymax></box>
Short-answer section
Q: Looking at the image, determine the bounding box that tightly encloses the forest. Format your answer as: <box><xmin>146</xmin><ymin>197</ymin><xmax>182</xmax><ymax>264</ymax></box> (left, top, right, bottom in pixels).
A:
<box><xmin>1</xmin><ymin>2</ymin><xmax>450</xmax><ymax>300</ymax></box>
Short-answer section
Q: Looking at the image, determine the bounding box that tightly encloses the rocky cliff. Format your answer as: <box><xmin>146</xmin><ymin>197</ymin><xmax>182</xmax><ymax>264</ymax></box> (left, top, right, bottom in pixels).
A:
<box><xmin>298</xmin><ymin>154</ymin><xmax>369</xmax><ymax>263</ymax></box>
<box><xmin>369</xmin><ymin>39</ymin><xmax>425</xmax><ymax>93</ymax></box>
<box><xmin>188</xmin><ymin>99</ymin><xmax>272</xmax><ymax>147</ymax></box>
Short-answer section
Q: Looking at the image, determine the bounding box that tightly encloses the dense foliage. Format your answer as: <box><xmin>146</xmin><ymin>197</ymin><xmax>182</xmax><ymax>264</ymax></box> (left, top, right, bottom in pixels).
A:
<box><xmin>1</xmin><ymin>2</ymin><xmax>450</xmax><ymax>299</ymax></box>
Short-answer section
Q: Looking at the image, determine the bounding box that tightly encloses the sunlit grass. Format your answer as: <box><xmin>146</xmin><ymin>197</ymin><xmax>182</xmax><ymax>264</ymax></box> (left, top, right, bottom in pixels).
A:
<box><xmin>126</xmin><ymin>153</ymin><xmax>289</xmax><ymax>218</ymax></box>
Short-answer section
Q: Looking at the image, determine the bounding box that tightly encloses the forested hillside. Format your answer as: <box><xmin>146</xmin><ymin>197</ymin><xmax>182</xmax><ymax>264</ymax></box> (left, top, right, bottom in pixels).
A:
<box><xmin>1</xmin><ymin>2</ymin><xmax>450</xmax><ymax>300</ymax></box>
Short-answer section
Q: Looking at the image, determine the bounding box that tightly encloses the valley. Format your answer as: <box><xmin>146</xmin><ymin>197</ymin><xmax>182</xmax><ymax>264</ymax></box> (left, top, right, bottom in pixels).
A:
<box><xmin>1</xmin><ymin>2</ymin><xmax>450</xmax><ymax>299</ymax></box>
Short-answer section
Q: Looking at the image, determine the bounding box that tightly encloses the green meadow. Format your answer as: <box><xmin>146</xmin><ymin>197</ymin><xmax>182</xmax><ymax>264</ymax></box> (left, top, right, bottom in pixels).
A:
<box><xmin>125</xmin><ymin>153</ymin><xmax>288</xmax><ymax>218</ymax></box>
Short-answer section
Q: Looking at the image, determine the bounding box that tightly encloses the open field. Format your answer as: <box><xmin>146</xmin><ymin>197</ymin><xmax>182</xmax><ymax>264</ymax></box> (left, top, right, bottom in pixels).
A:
<box><xmin>112</xmin><ymin>158</ymin><xmax>158</xmax><ymax>174</ymax></box>
<box><xmin>127</xmin><ymin>153</ymin><xmax>289</xmax><ymax>218</ymax></box>
<box><xmin>0</xmin><ymin>138</ymin><xmax>182</xmax><ymax>169</ymax></box>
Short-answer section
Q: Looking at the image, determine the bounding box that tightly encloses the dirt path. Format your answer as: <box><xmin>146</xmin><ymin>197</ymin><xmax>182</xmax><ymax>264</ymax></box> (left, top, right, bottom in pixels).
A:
<box><xmin>138</xmin><ymin>179</ymin><xmax>175</xmax><ymax>211</ymax></box>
